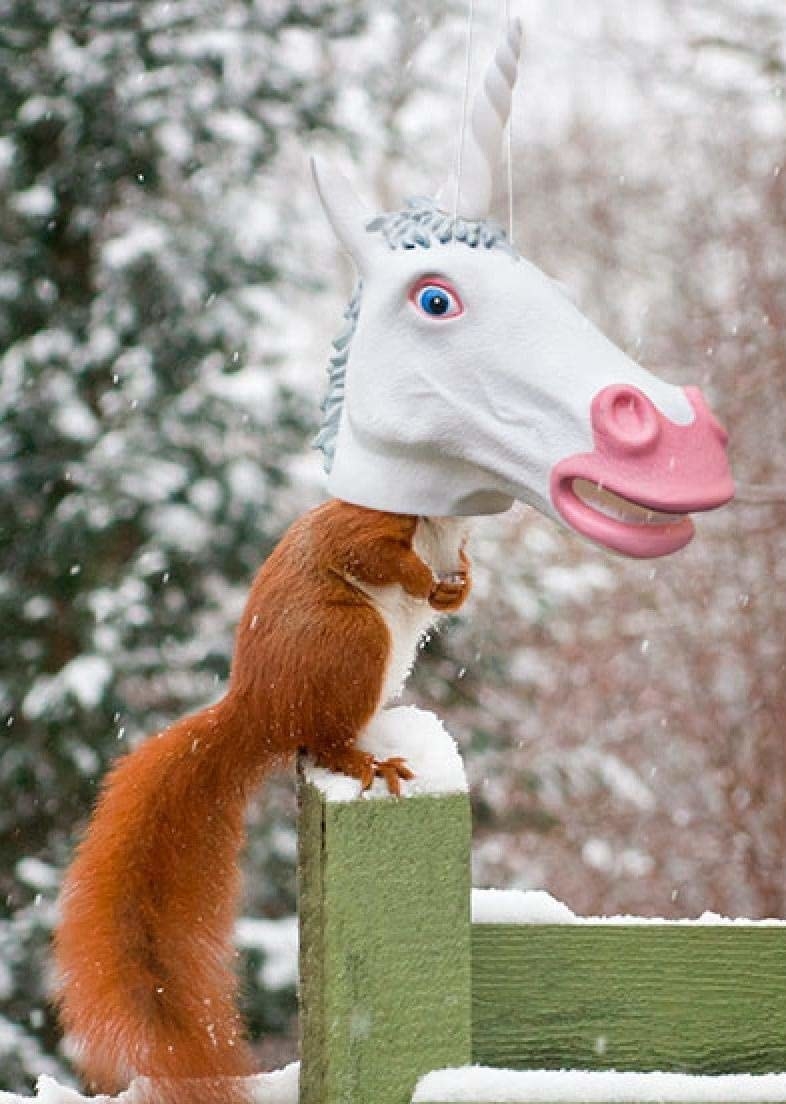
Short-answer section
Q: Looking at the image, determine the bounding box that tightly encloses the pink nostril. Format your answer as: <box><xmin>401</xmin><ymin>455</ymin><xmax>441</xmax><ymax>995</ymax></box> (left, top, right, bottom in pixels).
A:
<box><xmin>591</xmin><ymin>385</ymin><xmax>660</xmax><ymax>454</ymax></box>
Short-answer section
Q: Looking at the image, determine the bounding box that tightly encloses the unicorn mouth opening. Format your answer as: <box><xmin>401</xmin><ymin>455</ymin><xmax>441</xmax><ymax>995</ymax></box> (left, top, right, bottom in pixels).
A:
<box><xmin>553</xmin><ymin>477</ymin><xmax>695</xmax><ymax>558</ymax></box>
<box><xmin>572</xmin><ymin>480</ymin><xmax>688</xmax><ymax>526</ymax></box>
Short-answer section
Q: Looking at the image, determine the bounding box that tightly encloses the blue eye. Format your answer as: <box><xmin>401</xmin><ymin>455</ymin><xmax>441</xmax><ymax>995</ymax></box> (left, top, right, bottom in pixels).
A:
<box><xmin>411</xmin><ymin>279</ymin><xmax>463</xmax><ymax>319</ymax></box>
<box><xmin>419</xmin><ymin>286</ymin><xmax>453</xmax><ymax>315</ymax></box>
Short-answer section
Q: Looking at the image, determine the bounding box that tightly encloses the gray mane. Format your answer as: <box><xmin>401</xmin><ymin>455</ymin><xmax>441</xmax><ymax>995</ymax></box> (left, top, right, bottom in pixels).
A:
<box><xmin>313</xmin><ymin>197</ymin><xmax>515</xmax><ymax>472</ymax></box>
<box><xmin>313</xmin><ymin>280</ymin><xmax>362</xmax><ymax>471</ymax></box>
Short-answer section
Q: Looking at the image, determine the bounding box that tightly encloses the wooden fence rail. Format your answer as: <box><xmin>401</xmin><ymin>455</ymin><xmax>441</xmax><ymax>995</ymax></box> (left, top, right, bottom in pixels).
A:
<box><xmin>472</xmin><ymin>924</ymin><xmax>786</xmax><ymax>1075</ymax></box>
<box><xmin>296</xmin><ymin>713</ymin><xmax>786</xmax><ymax>1104</ymax></box>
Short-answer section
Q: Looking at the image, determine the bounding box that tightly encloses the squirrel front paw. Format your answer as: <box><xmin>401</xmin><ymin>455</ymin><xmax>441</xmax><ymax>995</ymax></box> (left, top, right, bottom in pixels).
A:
<box><xmin>428</xmin><ymin>570</ymin><xmax>470</xmax><ymax>612</ymax></box>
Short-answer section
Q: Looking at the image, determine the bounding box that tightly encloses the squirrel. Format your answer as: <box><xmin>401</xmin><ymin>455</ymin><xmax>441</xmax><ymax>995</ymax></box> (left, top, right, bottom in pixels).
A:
<box><xmin>53</xmin><ymin>498</ymin><xmax>471</xmax><ymax>1103</ymax></box>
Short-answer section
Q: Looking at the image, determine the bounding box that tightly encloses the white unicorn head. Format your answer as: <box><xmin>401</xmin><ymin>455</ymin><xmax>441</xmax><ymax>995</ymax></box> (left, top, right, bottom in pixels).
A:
<box><xmin>313</xmin><ymin>21</ymin><xmax>733</xmax><ymax>558</ymax></box>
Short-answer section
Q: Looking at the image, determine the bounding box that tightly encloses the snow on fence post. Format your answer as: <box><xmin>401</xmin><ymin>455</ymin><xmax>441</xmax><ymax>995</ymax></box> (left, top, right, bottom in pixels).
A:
<box><xmin>297</xmin><ymin>707</ymin><xmax>472</xmax><ymax>1104</ymax></box>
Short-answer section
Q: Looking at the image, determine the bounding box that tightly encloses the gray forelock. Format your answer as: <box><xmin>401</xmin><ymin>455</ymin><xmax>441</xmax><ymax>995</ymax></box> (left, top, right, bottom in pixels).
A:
<box><xmin>313</xmin><ymin>197</ymin><xmax>516</xmax><ymax>473</ymax></box>
<box><xmin>365</xmin><ymin>196</ymin><xmax>516</xmax><ymax>254</ymax></box>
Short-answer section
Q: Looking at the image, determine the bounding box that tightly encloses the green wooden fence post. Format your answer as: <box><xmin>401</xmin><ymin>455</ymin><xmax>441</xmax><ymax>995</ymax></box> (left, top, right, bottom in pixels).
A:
<box><xmin>298</xmin><ymin>709</ymin><xmax>472</xmax><ymax>1104</ymax></box>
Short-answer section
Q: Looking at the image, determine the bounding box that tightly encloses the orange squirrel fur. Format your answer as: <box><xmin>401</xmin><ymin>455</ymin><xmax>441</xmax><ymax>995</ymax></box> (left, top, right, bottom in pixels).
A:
<box><xmin>53</xmin><ymin>499</ymin><xmax>471</xmax><ymax>1102</ymax></box>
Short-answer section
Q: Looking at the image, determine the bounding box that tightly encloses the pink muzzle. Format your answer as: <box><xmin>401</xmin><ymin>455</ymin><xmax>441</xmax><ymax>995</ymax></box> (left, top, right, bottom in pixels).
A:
<box><xmin>551</xmin><ymin>384</ymin><xmax>734</xmax><ymax>558</ymax></box>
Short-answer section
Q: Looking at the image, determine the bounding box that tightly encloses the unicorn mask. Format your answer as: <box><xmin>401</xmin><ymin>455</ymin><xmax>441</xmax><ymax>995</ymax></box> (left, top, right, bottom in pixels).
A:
<box><xmin>313</xmin><ymin>21</ymin><xmax>733</xmax><ymax>558</ymax></box>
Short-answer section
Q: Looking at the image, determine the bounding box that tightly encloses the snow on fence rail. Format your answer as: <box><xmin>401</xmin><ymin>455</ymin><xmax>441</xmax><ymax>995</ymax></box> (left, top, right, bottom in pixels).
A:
<box><xmin>412</xmin><ymin>1069</ymin><xmax>786</xmax><ymax>1104</ymax></box>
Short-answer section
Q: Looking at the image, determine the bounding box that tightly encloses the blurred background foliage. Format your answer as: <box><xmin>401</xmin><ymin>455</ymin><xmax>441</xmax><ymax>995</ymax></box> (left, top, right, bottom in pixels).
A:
<box><xmin>1</xmin><ymin>0</ymin><xmax>784</xmax><ymax>1091</ymax></box>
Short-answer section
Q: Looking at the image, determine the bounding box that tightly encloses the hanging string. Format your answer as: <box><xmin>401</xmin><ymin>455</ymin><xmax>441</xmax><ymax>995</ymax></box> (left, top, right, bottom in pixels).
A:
<box><xmin>504</xmin><ymin>0</ymin><xmax>515</xmax><ymax>246</ymax></box>
<box><xmin>454</xmin><ymin>0</ymin><xmax>476</xmax><ymax>221</ymax></box>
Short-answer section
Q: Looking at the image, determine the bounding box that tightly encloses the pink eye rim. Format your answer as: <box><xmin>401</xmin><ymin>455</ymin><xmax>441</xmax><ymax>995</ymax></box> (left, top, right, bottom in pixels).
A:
<box><xmin>408</xmin><ymin>276</ymin><xmax>464</xmax><ymax>320</ymax></box>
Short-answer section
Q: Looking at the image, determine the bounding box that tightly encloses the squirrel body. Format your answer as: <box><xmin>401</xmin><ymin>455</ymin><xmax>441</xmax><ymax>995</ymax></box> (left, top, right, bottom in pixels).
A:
<box><xmin>350</xmin><ymin>513</ymin><xmax>471</xmax><ymax>703</ymax></box>
<box><xmin>53</xmin><ymin>499</ymin><xmax>471</xmax><ymax>1101</ymax></box>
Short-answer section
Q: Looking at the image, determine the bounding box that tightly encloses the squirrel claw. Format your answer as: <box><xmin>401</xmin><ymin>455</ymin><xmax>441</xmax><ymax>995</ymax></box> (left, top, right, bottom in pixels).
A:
<box><xmin>373</xmin><ymin>756</ymin><xmax>415</xmax><ymax>796</ymax></box>
<box><xmin>378</xmin><ymin>756</ymin><xmax>415</xmax><ymax>779</ymax></box>
<box><xmin>358</xmin><ymin>761</ymin><xmax>375</xmax><ymax>792</ymax></box>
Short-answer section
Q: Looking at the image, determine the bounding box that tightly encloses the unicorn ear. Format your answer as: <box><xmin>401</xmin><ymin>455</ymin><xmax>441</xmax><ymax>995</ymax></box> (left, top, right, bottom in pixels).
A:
<box><xmin>311</xmin><ymin>156</ymin><xmax>382</xmax><ymax>271</ymax></box>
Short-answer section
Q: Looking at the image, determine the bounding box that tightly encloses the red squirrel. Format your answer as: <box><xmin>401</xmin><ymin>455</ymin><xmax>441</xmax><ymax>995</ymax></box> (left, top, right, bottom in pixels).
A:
<box><xmin>54</xmin><ymin>499</ymin><xmax>471</xmax><ymax>1102</ymax></box>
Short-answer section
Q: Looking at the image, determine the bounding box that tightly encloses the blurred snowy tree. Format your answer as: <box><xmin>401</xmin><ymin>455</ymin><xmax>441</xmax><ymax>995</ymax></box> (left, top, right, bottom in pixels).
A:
<box><xmin>0</xmin><ymin>0</ymin><xmax>368</xmax><ymax>1088</ymax></box>
<box><xmin>4</xmin><ymin>0</ymin><xmax>784</xmax><ymax>1091</ymax></box>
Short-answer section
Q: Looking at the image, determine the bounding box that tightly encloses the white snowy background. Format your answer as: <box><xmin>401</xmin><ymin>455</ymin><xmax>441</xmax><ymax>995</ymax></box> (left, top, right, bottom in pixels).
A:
<box><xmin>1</xmin><ymin>0</ymin><xmax>784</xmax><ymax>1092</ymax></box>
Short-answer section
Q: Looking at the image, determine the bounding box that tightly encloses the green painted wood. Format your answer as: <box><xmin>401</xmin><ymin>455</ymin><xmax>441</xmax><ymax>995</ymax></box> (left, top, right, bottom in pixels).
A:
<box><xmin>298</xmin><ymin>780</ymin><xmax>472</xmax><ymax>1104</ymax></box>
<box><xmin>298</xmin><ymin>780</ymin><xmax>326</xmax><ymax>1104</ymax></box>
<box><xmin>472</xmin><ymin>925</ymin><xmax>786</xmax><ymax>1075</ymax></box>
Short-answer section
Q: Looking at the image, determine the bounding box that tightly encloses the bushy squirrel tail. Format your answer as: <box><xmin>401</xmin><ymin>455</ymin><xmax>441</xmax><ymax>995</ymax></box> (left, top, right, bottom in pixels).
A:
<box><xmin>53</xmin><ymin>699</ymin><xmax>270</xmax><ymax>1100</ymax></box>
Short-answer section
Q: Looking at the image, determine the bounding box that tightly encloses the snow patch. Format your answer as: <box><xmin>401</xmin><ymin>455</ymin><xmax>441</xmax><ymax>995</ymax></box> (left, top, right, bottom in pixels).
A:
<box><xmin>472</xmin><ymin>889</ymin><xmax>576</xmax><ymax>925</ymax></box>
<box><xmin>471</xmin><ymin>889</ymin><xmax>786</xmax><ymax>926</ymax></box>
<box><xmin>54</xmin><ymin>399</ymin><xmax>99</xmax><ymax>443</ymax></box>
<box><xmin>206</xmin><ymin>366</ymin><xmax>276</xmax><ymax>410</ymax></box>
<box><xmin>207</xmin><ymin>110</ymin><xmax>260</xmax><ymax>146</ymax></box>
<box><xmin>0</xmin><ymin>136</ymin><xmax>14</xmax><ymax>176</ymax></box>
<box><xmin>227</xmin><ymin>458</ymin><xmax>268</xmax><ymax>502</ymax></box>
<box><xmin>102</xmin><ymin>223</ymin><xmax>169</xmax><ymax>269</ymax></box>
<box><xmin>304</xmin><ymin>705</ymin><xmax>467</xmax><ymax>802</ymax></box>
<box><xmin>22</xmin><ymin>655</ymin><xmax>112</xmax><ymax>718</ymax></box>
<box><xmin>248</xmin><ymin>1063</ymin><xmax>299</xmax><ymax>1104</ymax></box>
<box><xmin>0</xmin><ymin>1065</ymin><xmax>300</xmax><ymax>1104</ymax></box>
<box><xmin>413</xmin><ymin>1068</ymin><xmax>786</xmax><ymax>1103</ymax></box>
<box><xmin>0</xmin><ymin>1021</ymin><xmax>64</xmax><ymax>1094</ymax></box>
<box><xmin>15</xmin><ymin>858</ymin><xmax>59</xmax><ymax>893</ymax></box>
<box><xmin>582</xmin><ymin>838</ymin><xmax>615</xmax><ymax>873</ymax></box>
<box><xmin>575</xmin><ymin>749</ymin><xmax>656</xmax><ymax>812</ymax></box>
<box><xmin>12</xmin><ymin>186</ymin><xmax>56</xmax><ymax>218</ymax></box>
<box><xmin>149</xmin><ymin>504</ymin><xmax>212</xmax><ymax>552</ymax></box>
<box><xmin>541</xmin><ymin>562</ymin><xmax>615</xmax><ymax>601</ymax></box>
<box><xmin>235</xmin><ymin>915</ymin><xmax>298</xmax><ymax>990</ymax></box>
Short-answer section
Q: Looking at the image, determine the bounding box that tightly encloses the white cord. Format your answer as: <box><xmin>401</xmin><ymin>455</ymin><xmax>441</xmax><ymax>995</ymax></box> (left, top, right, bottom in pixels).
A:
<box><xmin>504</xmin><ymin>0</ymin><xmax>515</xmax><ymax>245</ymax></box>
<box><xmin>454</xmin><ymin>0</ymin><xmax>476</xmax><ymax>221</ymax></box>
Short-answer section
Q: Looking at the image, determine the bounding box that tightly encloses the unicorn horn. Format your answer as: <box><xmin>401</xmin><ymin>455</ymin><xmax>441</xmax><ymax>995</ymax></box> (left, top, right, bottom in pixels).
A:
<box><xmin>439</xmin><ymin>18</ymin><xmax>523</xmax><ymax>219</ymax></box>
